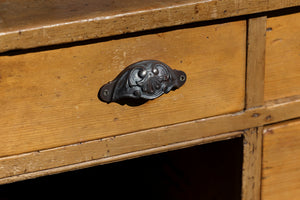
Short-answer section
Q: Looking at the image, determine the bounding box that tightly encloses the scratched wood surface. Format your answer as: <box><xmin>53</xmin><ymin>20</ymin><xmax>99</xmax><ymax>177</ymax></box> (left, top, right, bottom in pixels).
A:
<box><xmin>0</xmin><ymin>0</ymin><xmax>300</xmax><ymax>52</ymax></box>
<box><xmin>0</xmin><ymin>20</ymin><xmax>246</xmax><ymax>158</ymax></box>
<box><xmin>264</xmin><ymin>12</ymin><xmax>300</xmax><ymax>102</ymax></box>
<box><xmin>262</xmin><ymin>119</ymin><xmax>300</xmax><ymax>200</ymax></box>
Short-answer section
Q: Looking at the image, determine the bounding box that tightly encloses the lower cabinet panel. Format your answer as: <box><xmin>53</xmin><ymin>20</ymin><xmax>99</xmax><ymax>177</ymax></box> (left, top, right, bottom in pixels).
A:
<box><xmin>262</xmin><ymin>119</ymin><xmax>300</xmax><ymax>200</ymax></box>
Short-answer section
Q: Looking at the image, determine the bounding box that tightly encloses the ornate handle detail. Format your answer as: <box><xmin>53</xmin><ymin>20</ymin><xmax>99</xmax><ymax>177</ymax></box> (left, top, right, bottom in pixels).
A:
<box><xmin>98</xmin><ymin>60</ymin><xmax>186</xmax><ymax>103</ymax></box>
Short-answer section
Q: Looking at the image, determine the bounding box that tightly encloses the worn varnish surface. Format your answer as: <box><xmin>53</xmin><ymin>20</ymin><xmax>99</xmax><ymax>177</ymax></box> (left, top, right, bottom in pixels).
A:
<box><xmin>264</xmin><ymin>12</ymin><xmax>300</xmax><ymax>101</ymax></box>
<box><xmin>0</xmin><ymin>0</ymin><xmax>300</xmax><ymax>52</ymax></box>
<box><xmin>262</xmin><ymin>119</ymin><xmax>300</xmax><ymax>200</ymax></box>
<box><xmin>0</xmin><ymin>20</ymin><xmax>246</xmax><ymax>157</ymax></box>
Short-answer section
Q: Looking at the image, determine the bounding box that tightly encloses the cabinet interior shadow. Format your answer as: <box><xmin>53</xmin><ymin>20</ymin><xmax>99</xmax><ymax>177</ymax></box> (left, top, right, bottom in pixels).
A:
<box><xmin>0</xmin><ymin>137</ymin><xmax>243</xmax><ymax>200</ymax></box>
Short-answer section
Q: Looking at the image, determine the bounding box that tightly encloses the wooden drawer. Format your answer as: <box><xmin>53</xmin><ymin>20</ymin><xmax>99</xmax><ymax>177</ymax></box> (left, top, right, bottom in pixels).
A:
<box><xmin>262</xmin><ymin>119</ymin><xmax>300</xmax><ymax>200</ymax></box>
<box><xmin>264</xmin><ymin>12</ymin><xmax>300</xmax><ymax>102</ymax></box>
<box><xmin>0</xmin><ymin>20</ymin><xmax>246</xmax><ymax>157</ymax></box>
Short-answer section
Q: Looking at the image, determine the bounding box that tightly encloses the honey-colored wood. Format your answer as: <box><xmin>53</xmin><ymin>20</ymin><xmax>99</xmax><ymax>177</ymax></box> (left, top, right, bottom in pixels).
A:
<box><xmin>264</xmin><ymin>12</ymin><xmax>300</xmax><ymax>101</ymax></box>
<box><xmin>0</xmin><ymin>131</ymin><xmax>242</xmax><ymax>185</ymax></box>
<box><xmin>246</xmin><ymin>16</ymin><xmax>266</xmax><ymax>108</ymax></box>
<box><xmin>0</xmin><ymin>95</ymin><xmax>299</xmax><ymax>184</ymax></box>
<box><xmin>1</xmin><ymin>0</ymin><xmax>300</xmax><ymax>52</ymax></box>
<box><xmin>262</xmin><ymin>119</ymin><xmax>300</xmax><ymax>200</ymax></box>
<box><xmin>242</xmin><ymin>128</ymin><xmax>262</xmax><ymax>200</ymax></box>
<box><xmin>0</xmin><ymin>20</ymin><xmax>246</xmax><ymax>158</ymax></box>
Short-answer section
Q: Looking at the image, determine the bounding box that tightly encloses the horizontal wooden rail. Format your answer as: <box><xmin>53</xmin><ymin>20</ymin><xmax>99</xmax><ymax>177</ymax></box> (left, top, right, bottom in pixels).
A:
<box><xmin>0</xmin><ymin>96</ymin><xmax>299</xmax><ymax>184</ymax></box>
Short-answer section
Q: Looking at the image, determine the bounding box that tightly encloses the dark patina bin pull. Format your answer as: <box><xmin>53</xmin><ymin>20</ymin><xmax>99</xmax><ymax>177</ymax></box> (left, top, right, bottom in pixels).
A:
<box><xmin>98</xmin><ymin>60</ymin><xmax>186</xmax><ymax>104</ymax></box>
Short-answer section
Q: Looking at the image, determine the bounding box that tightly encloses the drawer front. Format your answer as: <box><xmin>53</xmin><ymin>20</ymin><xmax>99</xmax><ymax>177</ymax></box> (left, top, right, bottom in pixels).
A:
<box><xmin>0</xmin><ymin>20</ymin><xmax>246</xmax><ymax>157</ymax></box>
<box><xmin>264</xmin><ymin>12</ymin><xmax>300</xmax><ymax>102</ymax></box>
<box><xmin>262</xmin><ymin>119</ymin><xmax>300</xmax><ymax>200</ymax></box>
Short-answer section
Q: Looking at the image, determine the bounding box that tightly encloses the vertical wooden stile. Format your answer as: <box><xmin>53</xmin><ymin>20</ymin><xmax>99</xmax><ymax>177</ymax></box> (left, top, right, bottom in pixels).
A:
<box><xmin>246</xmin><ymin>16</ymin><xmax>267</xmax><ymax>108</ymax></box>
<box><xmin>242</xmin><ymin>127</ymin><xmax>263</xmax><ymax>200</ymax></box>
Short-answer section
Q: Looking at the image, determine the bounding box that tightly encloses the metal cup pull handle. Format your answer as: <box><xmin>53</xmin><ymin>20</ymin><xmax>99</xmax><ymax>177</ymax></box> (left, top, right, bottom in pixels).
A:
<box><xmin>98</xmin><ymin>60</ymin><xmax>186</xmax><ymax>104</ymax></box>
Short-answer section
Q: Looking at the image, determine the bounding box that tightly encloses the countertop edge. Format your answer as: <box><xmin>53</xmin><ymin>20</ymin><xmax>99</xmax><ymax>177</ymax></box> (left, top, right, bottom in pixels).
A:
<box><xmin>0</xmin><ymin>0</ymin><xmax>300</xmax><ymax>53</ymax></box>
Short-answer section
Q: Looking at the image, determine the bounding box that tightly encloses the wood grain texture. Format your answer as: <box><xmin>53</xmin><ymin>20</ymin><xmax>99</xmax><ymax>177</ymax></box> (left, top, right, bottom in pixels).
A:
<box><xmin>0</xmin><ymin>0</ymin><xmax>300</xmax><ymax>52</ymax></box>
<box><xmin>264</xmin><ymin>12</ymin><xmax>300</xmax><ymax>101</ymax></box>
<box><xmin>0</xmin><ymin>95</ymin><xmax>299</xmax><ymax>184</ymax></box>
<box><xmin>262</xmin><ymin>119</ymin><xmax>300</xmax><ymax>200</ymax></box>
<box><xmin>246</xmin><ymin>16</ymin><xmax>266</xmax><ymax>108</ymax></box>
<box><xmin>0</xmin><ymin>21</ymin><xmax>246</xmax><ymax>157</ymax></box>
<box><xmin>242</xmin><ymin>128</ymin><xmax>262</xmax><ymax>200</ymax></box>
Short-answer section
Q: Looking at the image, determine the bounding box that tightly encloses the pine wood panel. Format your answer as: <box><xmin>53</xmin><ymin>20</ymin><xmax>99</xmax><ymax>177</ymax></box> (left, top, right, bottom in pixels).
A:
<box><xmin>262</xmin><ymin>119</ymin><xmax>300</xmax><ymax>200</ymax></box>
<box><xmin>0</xmin><ymin>20</ymin><xmax>246</xmax><ymax>157</ymax></box>
<box><xmin>264</xmin><ymin>12</ymin><xmax>300</xmax><ymax>101</ymax></box>
<box><xmin>0</xmin><ymin>0</ymin><xmax>300</xmax><ymax>52</ymax></box>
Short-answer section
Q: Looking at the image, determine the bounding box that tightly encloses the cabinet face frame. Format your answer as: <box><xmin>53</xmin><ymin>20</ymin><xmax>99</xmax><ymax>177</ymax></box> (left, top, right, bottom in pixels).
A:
<box><xmin>244</xmin><ymin>11</ymin><xmax>300</xmax><ymax>200</ymax></box>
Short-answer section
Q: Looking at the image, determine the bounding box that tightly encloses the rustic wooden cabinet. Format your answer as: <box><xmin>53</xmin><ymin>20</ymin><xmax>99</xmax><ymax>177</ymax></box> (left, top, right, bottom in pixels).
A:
<box><xmin>0</xmin><ymin>1</ymin><xmax>299</xmax><ymax>199</ymax></box>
